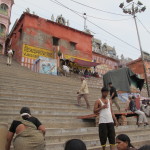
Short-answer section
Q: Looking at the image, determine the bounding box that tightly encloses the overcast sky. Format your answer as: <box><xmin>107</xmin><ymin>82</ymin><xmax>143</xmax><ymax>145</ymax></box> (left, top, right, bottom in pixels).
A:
<box><xmin>10</xmin><ymin>0</ymin><xmax>150</xmax><ymax>59</ymax></box>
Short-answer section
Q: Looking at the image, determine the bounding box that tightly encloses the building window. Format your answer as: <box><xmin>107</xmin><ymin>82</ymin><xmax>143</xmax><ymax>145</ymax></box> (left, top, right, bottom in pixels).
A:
<box><xmin>53</xmin><ymin>37</ymin><xmax>59</xmax><ymax>46</ymax></box>
<box><xmin>0</xmin><ymin>44</ymin><xmax>3</xmax><ymax>54</ymax></box>
<box><xmin>0</xmin><ymin>3</ymin><xmax>8</xmax><ymax>15</ymax></box>
<box><xmin>0</xmin><ymin>24</ymin><xmax>6</xmax><ymax>37</ymax></box>
<box><xmin>70</xmin><ymin>42</ymin><xmax>76</xmax><ymax>51</ymax></box>
<box><xmin>19</xmin><ymin>26</ymin><xmax>23</xmax><ymax>40</ymax></box>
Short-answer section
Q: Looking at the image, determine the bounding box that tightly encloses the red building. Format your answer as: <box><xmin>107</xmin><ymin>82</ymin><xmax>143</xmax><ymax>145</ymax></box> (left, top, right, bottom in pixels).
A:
<box><xmin>8</xmin><ymin>13</ymin><xmax>93</xmax><ymax>69</ymax></box>
<box><xmin>92</xmin><ymin>52</ymin><xmax>119</xmax><ymax>75</ymax></box>
<box><xmin>127</xmin><ymin>58</ymin><xmax>150</xmax><ymax>79</ymax></box>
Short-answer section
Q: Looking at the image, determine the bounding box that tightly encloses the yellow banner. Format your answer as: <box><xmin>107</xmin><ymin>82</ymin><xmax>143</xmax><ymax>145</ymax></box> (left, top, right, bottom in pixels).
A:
<box><xmin>22</xmin><ymin>44</ymin><xmax>53</xmax><ymax>59</ymax></box>
<box><xmin>64</xmin><ymin>54</ymin><xmax>91</xmax><ymax>62</ymax></box>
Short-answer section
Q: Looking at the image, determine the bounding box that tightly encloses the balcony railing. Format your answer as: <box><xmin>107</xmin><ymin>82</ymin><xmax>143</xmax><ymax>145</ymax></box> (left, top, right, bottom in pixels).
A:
<box><xmin>0</xmin><ymin>9</ymin><xmax>8</xmax><ymax>16</ymax></box>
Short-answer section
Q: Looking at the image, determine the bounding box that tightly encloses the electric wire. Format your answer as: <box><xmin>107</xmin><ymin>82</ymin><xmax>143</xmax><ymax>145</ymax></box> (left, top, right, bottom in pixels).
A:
<box><xmin>69</xmin><ymin>0</ymin><xmax>129</xmax><ymax>16</ymax></box>
<box><xmin>137</xmin><ymin>18</ymin><xmax>150</xmax><ymax>35</ymax></box>
<box><xmin>49</xmin><ymin>0</ymin><xmax>140</xmax><ymax>52</ymax></box>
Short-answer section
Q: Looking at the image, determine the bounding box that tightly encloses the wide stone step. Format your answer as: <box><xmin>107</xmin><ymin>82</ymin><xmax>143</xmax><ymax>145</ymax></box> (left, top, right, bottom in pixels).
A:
<box><xmin>0</xmin><ymin>71</ymin><xmax>78</xmax><ymax>81</ymax></box>
<box><xmin>0</xmin><ymin>80</ymin><xmax>101</xmax><ymax>92</ymax></box>
<box><xmin>0</xmin><ymin>111</ymin><xmax>90</xmax><ymax>120</ymax></box>
<box><xmin>0</xmin><ymin>88</ymin><xmax>101</xmax><ymax>100</ymax></box>
<box><xmin>0</xmin><ymin>92</ymin><xmax>126</xmax><ymax>108</ymax></box>
<box><xmin>0</xmin><ymin>109</ymin><xmax>91</xmax><ymax>117</ymax></box>
<box><xmin>0</xmin><ymin>64</ymin><xmax>103</xmax><ymax>81</ymax></box>
<box><xmin>0</xmin><ymin>81</ymin><xmax>101</xmax><ymax>95</ymax></box>
<box><xmin>0</xmin><ymin>80</ymin><xmax>100</xmax><ymax>91</ymax></box>
<box><xmin>1</xmin><ymin>55</ymin><xmax>149</xmax><ymax>150</ymax></box>
<box><xmin>45</xmin><ymin>129</ymin><xmax>150</xmax><ymax>144</ymax></box>
<box><xmin>0</xmin><ymin>98</ymin><xmax>126</xmax><ymax>114</ymax></box>
<box><xmin>0</xmin><ymin>75</ymin><xmax>102</xmax><ymax>89</ymax></box>
<box><xmin>0</xmin><ymin>100</ymin><xmax>127</xmax><ymax>117</ymax></box>
<box><xmin>0</xmin><ymin>104</ymin><xmax>91</xmax><ymax>112</ymax></box>
<box><xmin>45</xmin><ymin>125</ymin><xmax>149</xmax><ymax>135</ymax></box>
<box><xmin>0</xmin><ymin>79</ymin><xmax>79</xmax><ymax>89</ymax></box>
<box><xmin>0</xmin><ymin>72</ymin><xmax>102</xmax><ymax>85</ymax></box>
<box><xmin>6</xmin><ymin>118</ymin><xmax>95</xmax><ymax>128</ymax></box>
<box><xmin>0</xmin><ymin>99</ymin><xmax>86</xmax><ymax>108</ymax></box>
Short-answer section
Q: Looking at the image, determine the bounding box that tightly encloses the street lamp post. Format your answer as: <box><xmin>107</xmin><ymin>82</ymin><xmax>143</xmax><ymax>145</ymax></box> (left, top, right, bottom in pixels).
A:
<box><xmin>119</xmin><ymin>0</ymin><xmax>150</xmax><ymax>97</ymax></box>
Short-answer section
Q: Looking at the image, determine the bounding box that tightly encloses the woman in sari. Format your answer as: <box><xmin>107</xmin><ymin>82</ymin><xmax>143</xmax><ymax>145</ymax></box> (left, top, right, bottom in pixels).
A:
<box><xmin>5</xmin><ymin>107</ymin><xmax>46</xmax><ymax>150</ymax></box>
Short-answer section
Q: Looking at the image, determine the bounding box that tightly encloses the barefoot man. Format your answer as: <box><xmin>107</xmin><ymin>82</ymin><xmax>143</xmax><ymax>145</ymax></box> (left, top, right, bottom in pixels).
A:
<box><xmin>94</xmin><ymin>87</ymin><xmax>118</xmax><ymax>150</ymax></box>
<box><xmin>77</xmin><ymin>77</ymin><xmax>90</xmax><ymax>109</ymax></box>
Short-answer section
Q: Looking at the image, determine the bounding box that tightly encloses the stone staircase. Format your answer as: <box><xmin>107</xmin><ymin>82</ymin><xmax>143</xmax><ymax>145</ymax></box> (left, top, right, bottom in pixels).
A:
<box><xmin>0</xmin><ymin>55</ymin><xmax>150</xmax><ymax>150</ymax></box>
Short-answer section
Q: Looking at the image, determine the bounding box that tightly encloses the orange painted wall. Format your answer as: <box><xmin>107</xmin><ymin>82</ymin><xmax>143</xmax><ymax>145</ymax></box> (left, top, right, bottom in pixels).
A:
<box><xmin>10</xmin><ymin>19</ymin><xmax>24</xmax><ymax>63</ymax></box>
<box><xmin>127</xmin><ymin>58</ymin><xmax>150</xmax><ymax>79</ymax></box>
<box><xmin>10</xmin><ymin>13</ymin><xmax>93</xmax><ymax>63</ymax></box>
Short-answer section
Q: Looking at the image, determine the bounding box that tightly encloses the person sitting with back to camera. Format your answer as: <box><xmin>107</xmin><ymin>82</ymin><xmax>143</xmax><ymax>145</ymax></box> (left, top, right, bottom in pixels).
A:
<box><xmin>5</xmin><ymin>107</ymin><xmax>46</xmax><ymax>150</ymax></box>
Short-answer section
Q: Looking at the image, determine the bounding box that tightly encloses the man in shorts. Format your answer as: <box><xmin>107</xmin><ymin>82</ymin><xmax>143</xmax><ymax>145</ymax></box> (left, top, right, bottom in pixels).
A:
<box><xmin>94</xmin><ymin>87</ymin><xmax>118</xmax><ymax>150</ymax></box>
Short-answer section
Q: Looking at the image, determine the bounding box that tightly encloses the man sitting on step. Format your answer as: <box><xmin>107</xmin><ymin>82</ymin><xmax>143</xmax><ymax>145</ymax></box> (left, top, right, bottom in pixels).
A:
<box><xmin>127</xmin><ymin>96</ymin><xmax>149</xmax><ymax>127</ymax></box>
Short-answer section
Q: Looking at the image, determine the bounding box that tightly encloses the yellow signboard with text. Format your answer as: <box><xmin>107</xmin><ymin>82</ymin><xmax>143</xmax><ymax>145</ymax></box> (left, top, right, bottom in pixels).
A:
<box><xmin>64</xmin><ymin>54</ymin><xmax>91</xmax><ymax>62</ymax></box>
<box><xmin>22</xmin><ymin>44</ymin><xmax>53</xmax><ymax>59</ymax></box>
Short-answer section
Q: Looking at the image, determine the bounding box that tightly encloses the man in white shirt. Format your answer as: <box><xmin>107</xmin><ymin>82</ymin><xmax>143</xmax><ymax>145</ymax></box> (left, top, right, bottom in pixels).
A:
<box><xmin>62</xmin><ymin>65</ymin><xmax>70</xmax><ymax>76</ymax></box>
<box><xmin>94</xmin><ymin>87</ymin><xmax>118</xmax><ymax>150</ymax></box>
<box><xmin>7</xmin><ymin>49</ymin><xmax>13</xmax><ymax>66</ymax></box>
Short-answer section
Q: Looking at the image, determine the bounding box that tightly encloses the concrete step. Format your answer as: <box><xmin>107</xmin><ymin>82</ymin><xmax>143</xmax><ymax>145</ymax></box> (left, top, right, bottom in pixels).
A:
<box><xmin>0</xmin><ymin>99</ymin><xmax>127</xmax><ymax>117</ymax></box>
<box><xmin>0</xmin><ymin>87</ymin><xmax>101</xmax><ymax>99</ymax></box>
<box><xmin>0</xmin><ymin>80</ymin><xmax>101</xmax><ymax>95</ymax></box>
<box><xmin>0</xmin><ymin>99</ymin><xmax>86</xmax><ymax>108</ymax></box>
<box><xmin>88</xmin><ymin>140</ymin><xmax>150</xmax><ymax>150</ymax></box>
<box><xmin>0</xmin><ymin>71</ymin><xmax>102</xmax><ymax>84</ymax></box>
<box><xmin>45</xmin><ymin>129</ymin><xmax>150</xmax><ymax>144</ymax></box>
<box><xmin>0</xmin><ymin>109</ymin><xmax>91</xmax><ymax>117</ymax></box>
<box><xmin>0</xmin><ymin>90</ymin><xmax>125</xmax><ymax>105</ymax></box>
<box><xmin>0</xmin><ymin>97</ymin><xmax>127</xmax><ymax>114</ymax></box>
<box><xmin>0</xmin><ymin>104</ymin><xmax>91</xmax><ymax>112</ymax></box>
<box><xmin>0</xmin><ymin>77</ymin><xmax>79</xmax><ymax>88</ymax></box>
<box><xmin>0</xmin><ymin>81</ymin><xmax>100</xmax><ymax>92</ymax></box>
<box><xmin>0</xmin><ymin>73</ymin><xmax>102</xmax><ymax>89</ymax></box>
<box><xmin>6</xmin><ymin>118</ymin><xmax>95</xmax><ymax>128</ymax></box>
<box><xmin>45</xmin><ymin>125</ymin><xmax>149</xmax><ymax>135</ymax></box>
<box><xmin>1</xmin><ymin>55</ymin><xmax>150</xmax><ymax>150</ymax></box>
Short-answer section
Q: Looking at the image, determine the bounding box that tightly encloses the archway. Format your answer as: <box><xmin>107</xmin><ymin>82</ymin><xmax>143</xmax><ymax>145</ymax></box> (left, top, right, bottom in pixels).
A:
<box><xmin>0</xmin><ymin>44</ymin><xmax>3</xmax><ymax>54</ymax></box>
<box><xmin>0</xmin><ymin>3</ymin><xmax>9</xmax><ymax>15</ymax></box>
<box><xmin>0</xmin><ymin>24</ymin><xmax>6</xmax><ymax>37</ymax></box>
